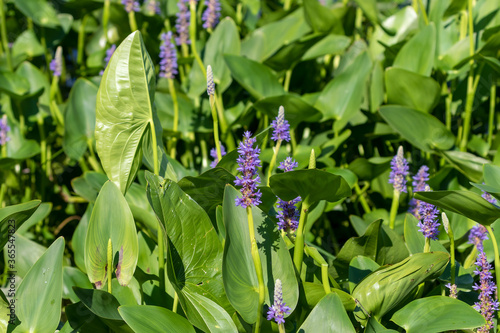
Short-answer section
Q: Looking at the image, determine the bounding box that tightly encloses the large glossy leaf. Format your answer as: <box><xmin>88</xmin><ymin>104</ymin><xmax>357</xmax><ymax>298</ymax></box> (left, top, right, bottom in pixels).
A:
<box><xmin>145</xmin><ymin>173</ymin><xmax>235</xmax><ymax>332</ymax></box>
<box><xmin>73</xmin><ymin>287</ymin><xmax>133</xmax><ymax>332</ymax></box>
<box><xmin>96</xmin><ymin>31</ymin><xmax>158</xmax><ymax>194</ymax></box>
<box><xmin>0</xmin><ymin>200</ymin><xmax>40</xmax><ymax>249</ymax></box>
<box><xmin>352</xmin><ymin>252</ymin><xmax>449</xmax><ymax>325</ymax></box>
<box><xmin>415</xmin><ymin>190</ymin><xmax>500</xmax><ymax>225</ymax></box>
<box><xmin>253</xmin><ymin>95</ymin><xmax>322</xmax><ymax>128</ymax></box>
<box><xmin>119</xmin><ymin>305</ymin><xmax>196</xmax><ymax>333</ymax></box>
<box><xmin>15</xmin><ymin>237</ymin><xmax>64</xmax><ymax>333</ymax></box>
<box><xmin>348</xmin><ymin>256</ymin><xmax>380</xmax><ymax>293</ymax></box>
<box><xmin>13</xmin><ymin>0</ymin><xmax>60</xmax><ymax>27</ymax></box>
<box><xmin>177</xmin><ymin>167</ymin><xmax>235</xmax><ymax>221</ymax></box>
<box><xmin>393</xmin><ymin>24</ymin><xmax>436</xmax><ymax>76</ymax></box>
<box><xmin>63</xmin><ymin>266</ymin><xmax>93</xmax><ymax>303</ymax></box>
<box><xmin>334</xmin><ymin>220</ymin><xmax>408</xmax><ymax>279</ymax></box>
<box><xmin>270</xmin><ymin>169</ymin><xmax>351</xmax><ymax>203</ymax></box>
<box><xmin>385</xmin><ymin>68</ymin><xmax>441</xmax><ymax>113</ymax></box>
<box><xmin>222</xmin><ymin>185</ymin><xmax>298</xmax><ymax>324</ymax></box>
<box><xmin>298</xmin><ymin>293</ymin><xmax>355</xmax><ymax>333</ymax></box>
<box><xmin>224</xmin><ymin>55</ymin><xmax>285</xmax><ymax>100</ymax></box>
<box><xmin>391</xmin><ymin>296</ymin><xmax>486</xmax><ymax>332</ymax></box>
<box><xmin>301</xmin><ymin>35</ymin><xmax>351</xmax><ymax>61</ymax></box>
<box><xmin>85</xmin><ymin>181</ymin><xmax>138</xmax><ymax>287</ymax></box>
<box><xmin>314</xmin><ymin>51</ymin><xmax>372</xmax><ymax>126</ymax></box>
<box><xmin>303</xmin><ymin>0</ymin><xmax>338</xmax><ymax>33</ymax></box>
<box><xmin>379</xmin><ymin>106</ymin><xmax>455</xmax><ymax>152</ymax></box>
<box><xmin>240</xmin><ymin>9</ymin><xmax>311</xmax><ymax>62</ymax></box>
<box><xmin>441</xmin><ymin>150</ymin><xmax>489</xmax><ymax>183</ymax></box>
<box><xmin>64</xmin><ymin>78</ymin><xmax>98</xmax><ymax>161</ymax></box>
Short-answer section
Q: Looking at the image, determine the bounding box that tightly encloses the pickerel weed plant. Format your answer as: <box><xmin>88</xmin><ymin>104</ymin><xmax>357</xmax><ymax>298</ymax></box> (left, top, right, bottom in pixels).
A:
<box><xmin>0</xmin><ymin>0</ymin><xmax>499</xmax><ymax>332</ymax></box>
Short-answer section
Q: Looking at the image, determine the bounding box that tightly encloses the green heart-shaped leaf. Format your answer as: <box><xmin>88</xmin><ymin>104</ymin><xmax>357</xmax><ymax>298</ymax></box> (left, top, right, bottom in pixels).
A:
<box><xmin>352</xmin><ymin>252</ymin><xmax>449</xmax><ymax>325</ymax></box>
<box><xmin>0</xmin><ymin>200</ymin><xmax>40</xmax><ymax>249</ymax></box>
<box><xmin>222</xmin><ymin>185</ymin><xmax>298</xmax><ymax>324</ymax></box>
<box><xmin>85</xmin><ymin>181</ymin><xmax>138</xmax><ymax>287</ymax></box>
<box><xmin>119</xmin><ymin>305</ymin><xmax>196</xmax><ymax>333</ymax></box>
<box><xmin>391</xmin><ymin>296</ymin><xmax>486</xmax><ymax>333</ymax></box>
<box><xmin>96</xmin><ymin>31</ymin><xmax>158</xmax><ymax>194</ymax></box>
<box><xmin>270</xmin><ymin>169</ymin><xmax>351</xmax><ymax>204</ymax></box>
<box><xmin>415</xmin><ymin>190</ymin><xmax>500</xmax><ymax>225</ymax></box>
<box><xmin>16</xmin><ymin>237</ymin><xmax>65</xmax><ymax>332</ymax></box>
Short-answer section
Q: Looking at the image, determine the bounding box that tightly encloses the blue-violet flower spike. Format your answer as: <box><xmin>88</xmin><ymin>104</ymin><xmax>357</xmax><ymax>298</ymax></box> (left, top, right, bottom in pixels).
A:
<box><xmin>276</xmin><ymin>157</ymin><xmax>300</xmax><ymax>231</ymax></box>
<box><xmin>50</xmin><ymin>46</ymin><xmax>63</xmax><ymax>77</ymax></box>
<box><xmin>207</xmin><ymin>65</ymin><xmax>215</xmax><ymax>96</ymax></box>
<box><xmin>234</xmin><ymin>131</ymin><xmax>262</xmax><ymax>208</ymax></box>
<box><xmin>122</xmin><ymin>0</ymin><xmax>140</xmax><ymax>13</ymax></box>
<box><xmin>202</xmin><ymin>0</ymin><xmax>221</xmax><ymax>30</ymax></box>
<box><xmin>446</xmin><ymin>283</ymin><xmax>458</xmax><ymax>299</ymax></box>
<box><xmin>175</xmin><ymin>0</ymin><xmax>191</xmax><ymax>45</ymax></box>
<box><xmin>481</xmin><ymin>186</ymin><xmax>497</xmax><ymax>205</ymax></box>
<box><xmin>473</xmin><ymin>250</ymin><xmax>499</xmax><ymax>332</ymax></box>
<box><xmin>408</xmin><ymin>165</ymin><xmax>429</xmax><ymax>219</ymax></box>
<box><xmin>469</xmin><ymin>224</ymin><xmax>488</xmax><ymax>253</ymax></box>
<box><xmin>0</xmin><ymin>115</ymin><xmax>10</xmax><ymax>145</ymax></box>
<box><xmin>416</xmin><ymin>185</ymin><xmax>440</xmax><ymax>240</ymax></box>
<box><xmin>100</xmin><ymin>44</ymin><xmax>116</xmax><ymax>75</ymax></box>
<box><xmin>271</xmin><ymin>106</ymin><xmax>291</xmax><ymax>142</ymax></box>
<box><xmin>159</xmin><ymin>32</ymin><xmax>178</xmax><ymax>79</ymax></box>
<box><xmin>145</xmin><ymin>0</ymin><xmax>161</xmax><ymax>15</ymax></box>
<box><xmin>388</xmin><ymin>146</ymin><xmax>409</xmax><ymax>193</ymax></box>
<box><xmin>210</xmin><ymin>143</ymin><xmax>226</xmax><ymax>168</ymax></box>
<box><xmin>267</xmin><ymin>279</ymin><xmax>291</xmax><ymax>324</ymax></box>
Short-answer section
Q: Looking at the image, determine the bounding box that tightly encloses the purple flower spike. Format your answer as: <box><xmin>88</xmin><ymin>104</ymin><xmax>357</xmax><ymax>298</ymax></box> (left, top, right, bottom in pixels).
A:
<box><xmin>408</xmin><ymin>165</ymin><xmax>429</xmax><ymax>219</ymax></box>
<box><xmin>469</xmin><ymin>224</ymin><xmax>488</xmax><ymax>252</ymax></box>
<box><xmin>50</xmin><ymin>46</ymin><xmax>63</xmax><ymax>77</ymax></box>
<box><xmin>122</xmin><ymin>0</ymin><xmax>140</xmax><ymax>13</ymax></box>
<box><xmin>175</xmin><ymin>0</ymin><xmax>191</xmax><ymax>45</ymax></box>
<box><xmin>278</xmin><ymin>157</ymin><xmax>298</xmax><ymax>173</ymax></box>
<box><xmin>100</xmin><ymin>44</ymin><xmax>116</xmax><ymax>75</ymax></box>
<box><xmin>482</xmin><ymin>187</ymin><xmax>497</xmax><ymax>205</ymax></box>
<box><xmin>473</xmin><ymin>251</ymin><xmax>499</xmax><ymax>332</ymax></box>
<box><xmin>446</xmin><ymin>283</ymin><xmax>457</xmax><ymax>299</ymax></box>
<box><xmin>145</xmin><ymin>0</ymin><xmax>161</xmax><ymax>15</ymax></box>
<box><xmin>271</xmin><ymin>106</ymin><xmax>291</xmax><ymax>142</ymax></box>
<box><xmin>207</xmin><ymin>65</ymin><xmax>215</xmax><ymax>96</ymax></box>
<box><xmin>416</xmin><ymin>185</ymin><xmax>440</xmax><ymax>240</ymax></box>
<box><xmin>267</xmin><ymin>279</ymin><xmax>291</xmax><ymax>324</ymax></box>
<box><xmin>0</xmin><ymin>115</ymin><xmax>11</xmax><ymax>146</ymax></box>
<box><xmin>234</xmin><ymin>132</ymin><xmax>262</xmax><ymax>208</ymax></box>
<box><xmin>388</xmin><ymin>146</ymin><xmax>409</xmax><ymax>193</ymax></box>
<box><xmin>159</xmin><ymin>32</ymin><xmax>178</xmax><ymax>79</ymax></box>
<box><xmin>202</xmin><ymin>0</ymin><xmax>221</xmax><ymax>30</ymax></box>
<box><xmin>276</xmin><ymin>157</ymin><xmax>300</xmax><ymax>231</ymax></box>
<box><xmin>210</xmin><ymin>143</ymin><xmax>226</xmax><ymax>168</ymax></box>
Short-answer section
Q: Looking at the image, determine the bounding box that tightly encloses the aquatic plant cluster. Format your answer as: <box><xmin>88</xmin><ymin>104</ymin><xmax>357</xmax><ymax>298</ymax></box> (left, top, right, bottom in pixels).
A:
<box><xmin>0</xmin><ymin>0</ymin><xmax>499</xmax><ymax>332</ymax></box>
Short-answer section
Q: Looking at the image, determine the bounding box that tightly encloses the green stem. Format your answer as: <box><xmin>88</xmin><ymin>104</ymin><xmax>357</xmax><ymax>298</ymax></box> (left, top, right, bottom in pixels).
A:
<box><xmin>389</xmin><ymin>189</ymin><xmax>400</xmax><ymax>230</ymax></box>
<box><xmin>486</xmin><ymin>225</ymin><xmax>500</xmax><ymax>298</ymax></box>
<box><xmin>128</xmin><ymin>11</ymin><xmax>138</xmax><ymax>32</ymax></box>
<box><xmin>459</xmin><ymin>0</ymin><xmax>476</xmax><ymax>152</ymax></box>
<box><xmin>278</xmin><ymin>323</ymin><xmax>286</xmax><ymax>333</ymax></box>
<box><xmin>283</xmin><ymin>69</ymin><xmax>292</xmax><ymax>92</ymax></box>
<box><xmin>293</xmin><ymin>200</ymin><xmax>310</xmax><ymax>274</ymax></box>
<box><xmin>87</xmin><ymin>139</ymin><xmax>103</xmax><ymax>173</ymax></box>
<box><xmin>423</xmin><ymin>237</ymin><xmax>430</xmax><ymax>253</ymax></box>
<box><xmin>321</xmin><ymin>264</ymin><xmax>331</xmax><ymax>295</ymax></box>
<box><xmin>40</xmin><ymin>27</ymin><xmax>52</xmax><ymax>82</ymax></box>
<box><xmin>77</xmin><ymin>15</ymin><xmax>88</xmax><ymax>73</ymax></box>
<box><xmin>189</xmin><ymin>1</ymin><xmax>206</xmax><ymax>77</ymax></box>
<box><xmin>354</xmin><ymin>7</ymin><xmax>363</xmax><ymax>40</ymax></box>
<box><xmin>488</xmin><ymin>84</ymin><xmax>496</xmax><ymax>147</ymax></box>
<box><xmin>283</xmin><ymin>0</ymin><xmax>291</xmax><ymax>11</ymax></box>
<box><xmin>172</xmin><ymin>292</ymin><xmax>179</xmax><ymax>313</ymax></box>
<box><xmin>107</xmin><ymin>238</ymin><xmax>113</xmax><ymax>294</ymax></box>
<box><xmin>210</xmin><ymin>95</ymin><xmax>222</xmax><ymax>161</ymax></box>
<box><xmin>354</xmin><ymin>183</ymin><xmax>371</xmax><ymax>213</ymax></box>
<box><xmin>37</xmin><ymin>115</ymin><xmax>46</xmax><ymax>201</ymax></box>
<box><xmin>464</xmin><ymin>246</ymin><xmax>478</xmax><ymax>269</ymax></box>
<box><xmin>103</xmin><ymin>0</ymin><xmax>110</xmax><ymax>43</ymax></box>
<box><xmin>445</xmin><ymin>82</ymin><xmax>452</xmax><ymax>131</ymax></box>
<box><xmin>215</xmin><ymin>90</ymin><xmax>235</xmax><ymax>150</ymax></box>
<box><xmin>247</xmin><ymin>207</ymin><xmax>265</xmax><ymax>333</ymax></box>
<box><xmin>266</xmin><ymin>140</ymin><xmax>282</xmax><ymax>186</ymax></box>
<box><xmin>168</xmin><ymin>78</ymin><xmax>179</xmax><ymax>159</ymax></box>
<box><xmin>289</xmin><ymin>128</ymin><xmax>297</xmax><ymax>153</ymax></box>
<box><xmin>417</xmin><ymin>0</ymin><xmax>429</xmax><ymax>25</ymax></box>
<box><xmin>448</xmin><ymin>226</ymin><xmax>456</xmax><ymax>285</ymax></box>
<box><xmin>0</xmin><ymin>0</ymin><xmax>12</xmax><ymax>71</ymax></box>
<box><xmin>0</xmin><ymin>183</ymin><xmax>6</xmax><ymax>208</ymax></box>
